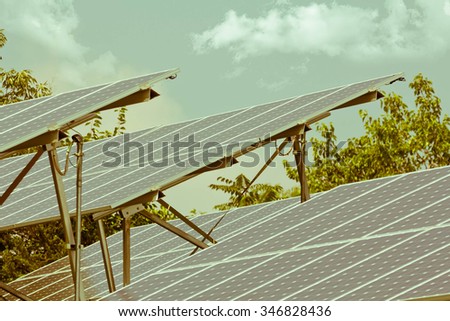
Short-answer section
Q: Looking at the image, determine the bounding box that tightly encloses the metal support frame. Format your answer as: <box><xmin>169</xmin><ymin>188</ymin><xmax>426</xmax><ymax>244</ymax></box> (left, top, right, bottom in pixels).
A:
<box><xmin>140</xmin><ymin>210</ymin><xmax>208</xmax><ymax>249</ymax></box>
<box><xmin>0</xmin><ymin>148</ymin><xmax>44</xmax><ymax>205</ymax></box>
<box><xmin>0</xmin><ymin>281</ymin><xmax>33</xmax><ymax>301</ymax></box>
<box><xmin>157</xmin><ymin>199</ymin><xmax>216</xmax><ymax>244</ymax></box>
<box><xmin>47</xmin><ymin>142</ymin><xmax>86</xmax><ymax>301</ymax></box>
<box><xmin>91</xmin><ymin>196</ymin><xmax>211</xmax><ymax>289</ymax></box>
<box><xmin>119</xmin><ymin>204</ymin><xmax>147</xmax><ymax>286</ymax></box>
<box><xmin>96</xmin><ymin>219</ymin><xmax>116</xmax><ymax>293</ymax></box>
<box><xmin>292</xmin><ymin>126</ymin><xmax>310</xmax><ymax>202</ymax></box>
<box><xmin>122</xmin><ymin>213</ymin><xmax>132</xmax><ymax>287</ymax></box>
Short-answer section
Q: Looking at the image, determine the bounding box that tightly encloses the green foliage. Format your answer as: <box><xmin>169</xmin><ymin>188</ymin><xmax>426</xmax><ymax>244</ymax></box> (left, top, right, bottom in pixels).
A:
<box><xmin>0</xmin><ymin>69</ymin><xmax>52</xmax><ymax>105</ymax></box>
<box><xmin>0</xmin><ymin>222</ymin><xmax>66</xmax><ymax>282</ymax></box>
<box><xmin>84</xmin><ymin>107</ymin><xmax>127</xmax><ymax>142</ymax></box>
<box><xmin>0</xmin><ymin>29</ymin><xmax>7</xmax><ymax>53</ymax></box>
<box><xmin>210</xmin><ymin>174</ymin><xmax>285</xmax><ymax>210</ymax></box>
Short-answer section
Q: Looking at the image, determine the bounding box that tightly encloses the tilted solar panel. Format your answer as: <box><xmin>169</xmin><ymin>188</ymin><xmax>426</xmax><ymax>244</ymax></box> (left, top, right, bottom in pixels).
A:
<box><xmin>0</xmin><ymin>73</ymin><xmax>404</xmax><ymax>231</ymax></box>
<box><xmin>0</xmin><ymin>68</ymin><xmax>179</xmax><ymax>155</ymax></box>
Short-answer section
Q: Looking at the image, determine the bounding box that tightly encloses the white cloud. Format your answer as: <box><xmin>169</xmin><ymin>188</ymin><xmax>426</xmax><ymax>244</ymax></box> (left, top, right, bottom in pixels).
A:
<box><xmin>0</xmin><ymin>0</ymin><xmax>120</xmax><ymax>92</ymax></box>
<box><xmin>193</xmin><ymin>0</ymin><xmax>450</xmax><ymax>61</ymax></box>
<box><xmin>445</xmin><ymin>0</ymin><xmax>450</xmax><ymax>15</ymax></box>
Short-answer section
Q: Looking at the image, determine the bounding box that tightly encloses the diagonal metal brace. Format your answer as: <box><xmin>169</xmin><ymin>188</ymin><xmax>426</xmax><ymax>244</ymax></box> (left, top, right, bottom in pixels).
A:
<box><xmin>157</xmin><ymin>199</ymin><xmax>217</xmax><ymax>244</ymax></box>
<box><xmin>237</xmin><ymin>137</ymin><xmax>290</xmax><ymax>203</ymax></box>
<box><xmin>0</xmin><ymin>148</ymin><xmax>44</xmax><ymax>205</ymax></box>
<box><xmin>0</xmin><ymin>281</ymin><xmax>33</xmax><ymax>301</ymax></box>
<box><xmin>139</xmin><ymin>210</ymin><xmax>208</xmax><ymax>250</ymax></box>
<box><xmin>191</xmin><ymin>137</ymin><xmax>291</xmax><ymax>256</ymax></box>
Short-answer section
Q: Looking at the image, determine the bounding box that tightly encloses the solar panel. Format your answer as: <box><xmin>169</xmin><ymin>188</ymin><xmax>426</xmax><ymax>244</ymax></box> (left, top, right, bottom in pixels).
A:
<box><xmin>96</xmin><ymin>166</ymin><xmax>449</xmax><ymax>301</ymax></box>
<box><xmin>0</xmin><ymin>69</ymin><xmax>179</xmax><ymax>155</ymax></box>
<box><xmin>5</xmin><ymin>165</ymin><xmax>449</xmax><ymax>301</ymax></box>
<box><xmin>0</xmin><ymin>73</ymin><xmax>404</xmax><ymax>231</ymax></box>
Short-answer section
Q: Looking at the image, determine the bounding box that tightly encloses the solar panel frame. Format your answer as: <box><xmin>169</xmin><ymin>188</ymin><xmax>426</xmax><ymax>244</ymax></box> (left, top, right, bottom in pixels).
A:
<box><xmin>115</xmin><ymin>73</ymin><xmax>404</xmax><ymax>207</ymax></box>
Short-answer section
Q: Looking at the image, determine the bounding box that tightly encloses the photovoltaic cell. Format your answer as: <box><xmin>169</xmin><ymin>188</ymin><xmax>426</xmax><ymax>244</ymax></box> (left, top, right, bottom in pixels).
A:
<box><xmin>332</xmin><ymin>226</ymin><xmax>450</xmax><ymax>300</ymax></box>
<box><xmin>189</xmin><ymin>245</ymin><xmax>343</xmax><ymax>301</ymax></box>
<box><xmin>393</xmin><ymin>270</ymin><xmax>450</xmax><ymax>300</ymax></box>
<box><xmin>144</xmin><ymin>256</ymin><xmax>271</xmax><ymax>301</ymax></box>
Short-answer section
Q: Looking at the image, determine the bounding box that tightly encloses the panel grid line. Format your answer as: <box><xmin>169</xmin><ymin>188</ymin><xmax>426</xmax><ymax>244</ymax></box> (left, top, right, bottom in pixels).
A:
<box><xmin>228</xmin><ymin>175</ymin><xmax>449</xmax><ymax>300</ymax></box>
<box><xmin>387</xmin><ymin>268</ymin><xmax>450</xmax><ymax>300</ymax></box>
<box><xmin>279</xmin><ymin>225</ymin><xmax>449</xmax><ymax>301</ymax></box>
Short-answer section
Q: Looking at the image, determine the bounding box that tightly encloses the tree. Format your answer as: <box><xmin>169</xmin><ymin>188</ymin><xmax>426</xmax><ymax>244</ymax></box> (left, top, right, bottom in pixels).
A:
<box><xmin>1</xmin><ymin>30</ymin><xmax>51</xmax><ymax>105</ymax></box>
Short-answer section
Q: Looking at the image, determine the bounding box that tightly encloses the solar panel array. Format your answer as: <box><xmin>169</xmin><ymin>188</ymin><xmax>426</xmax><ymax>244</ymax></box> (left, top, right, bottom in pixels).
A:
<box><xmin>0</xmin><ymin>73</ymin><xmax>404</xmax><ymax>231</ymax></box>
<box><xmin>0</xmin><ymin>68</ymin><xmax>179</xmax><ymax>155</ymax></box>
<box><xmin>4</xmin><ymin>165</ymin><xmax>449</xmax><ymax>301</ymax></box>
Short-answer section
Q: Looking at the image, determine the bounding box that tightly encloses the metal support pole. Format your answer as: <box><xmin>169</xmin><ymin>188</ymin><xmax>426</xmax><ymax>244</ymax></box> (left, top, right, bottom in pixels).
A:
<box><xmin>293</xmin><ymin>131</ymin><xmax>310</xmax><ymax>203</ymax></box>
<box><xmin>121</xmin><ymin>211</ymin><xmax>132</xmax><ymax>287</ymax></box>
<box><xmin>73</xmin><ymin>134</ymin><xmax>84</xmax><ymax>301</ymax></box>
<box><xmin>47</xmin><ymin>143</ymin><xmax>86</xmax><ymax>301</ymax></box>
<box><xmin>96</xmin><ymin>219</ymin><xmax>116</xmax><ymax>293</ymax></box>
<box><xmin>118</xmin><ymin>204</ymin><xmax>145</xmax><ymax>287</ymax></box>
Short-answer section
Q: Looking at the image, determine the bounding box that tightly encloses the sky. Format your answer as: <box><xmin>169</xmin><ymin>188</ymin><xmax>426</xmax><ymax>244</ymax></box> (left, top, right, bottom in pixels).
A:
<box><xmin>1</xmin><ymin>0</ymin><xmax>450</xmax><ymax>212</ymax></box>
